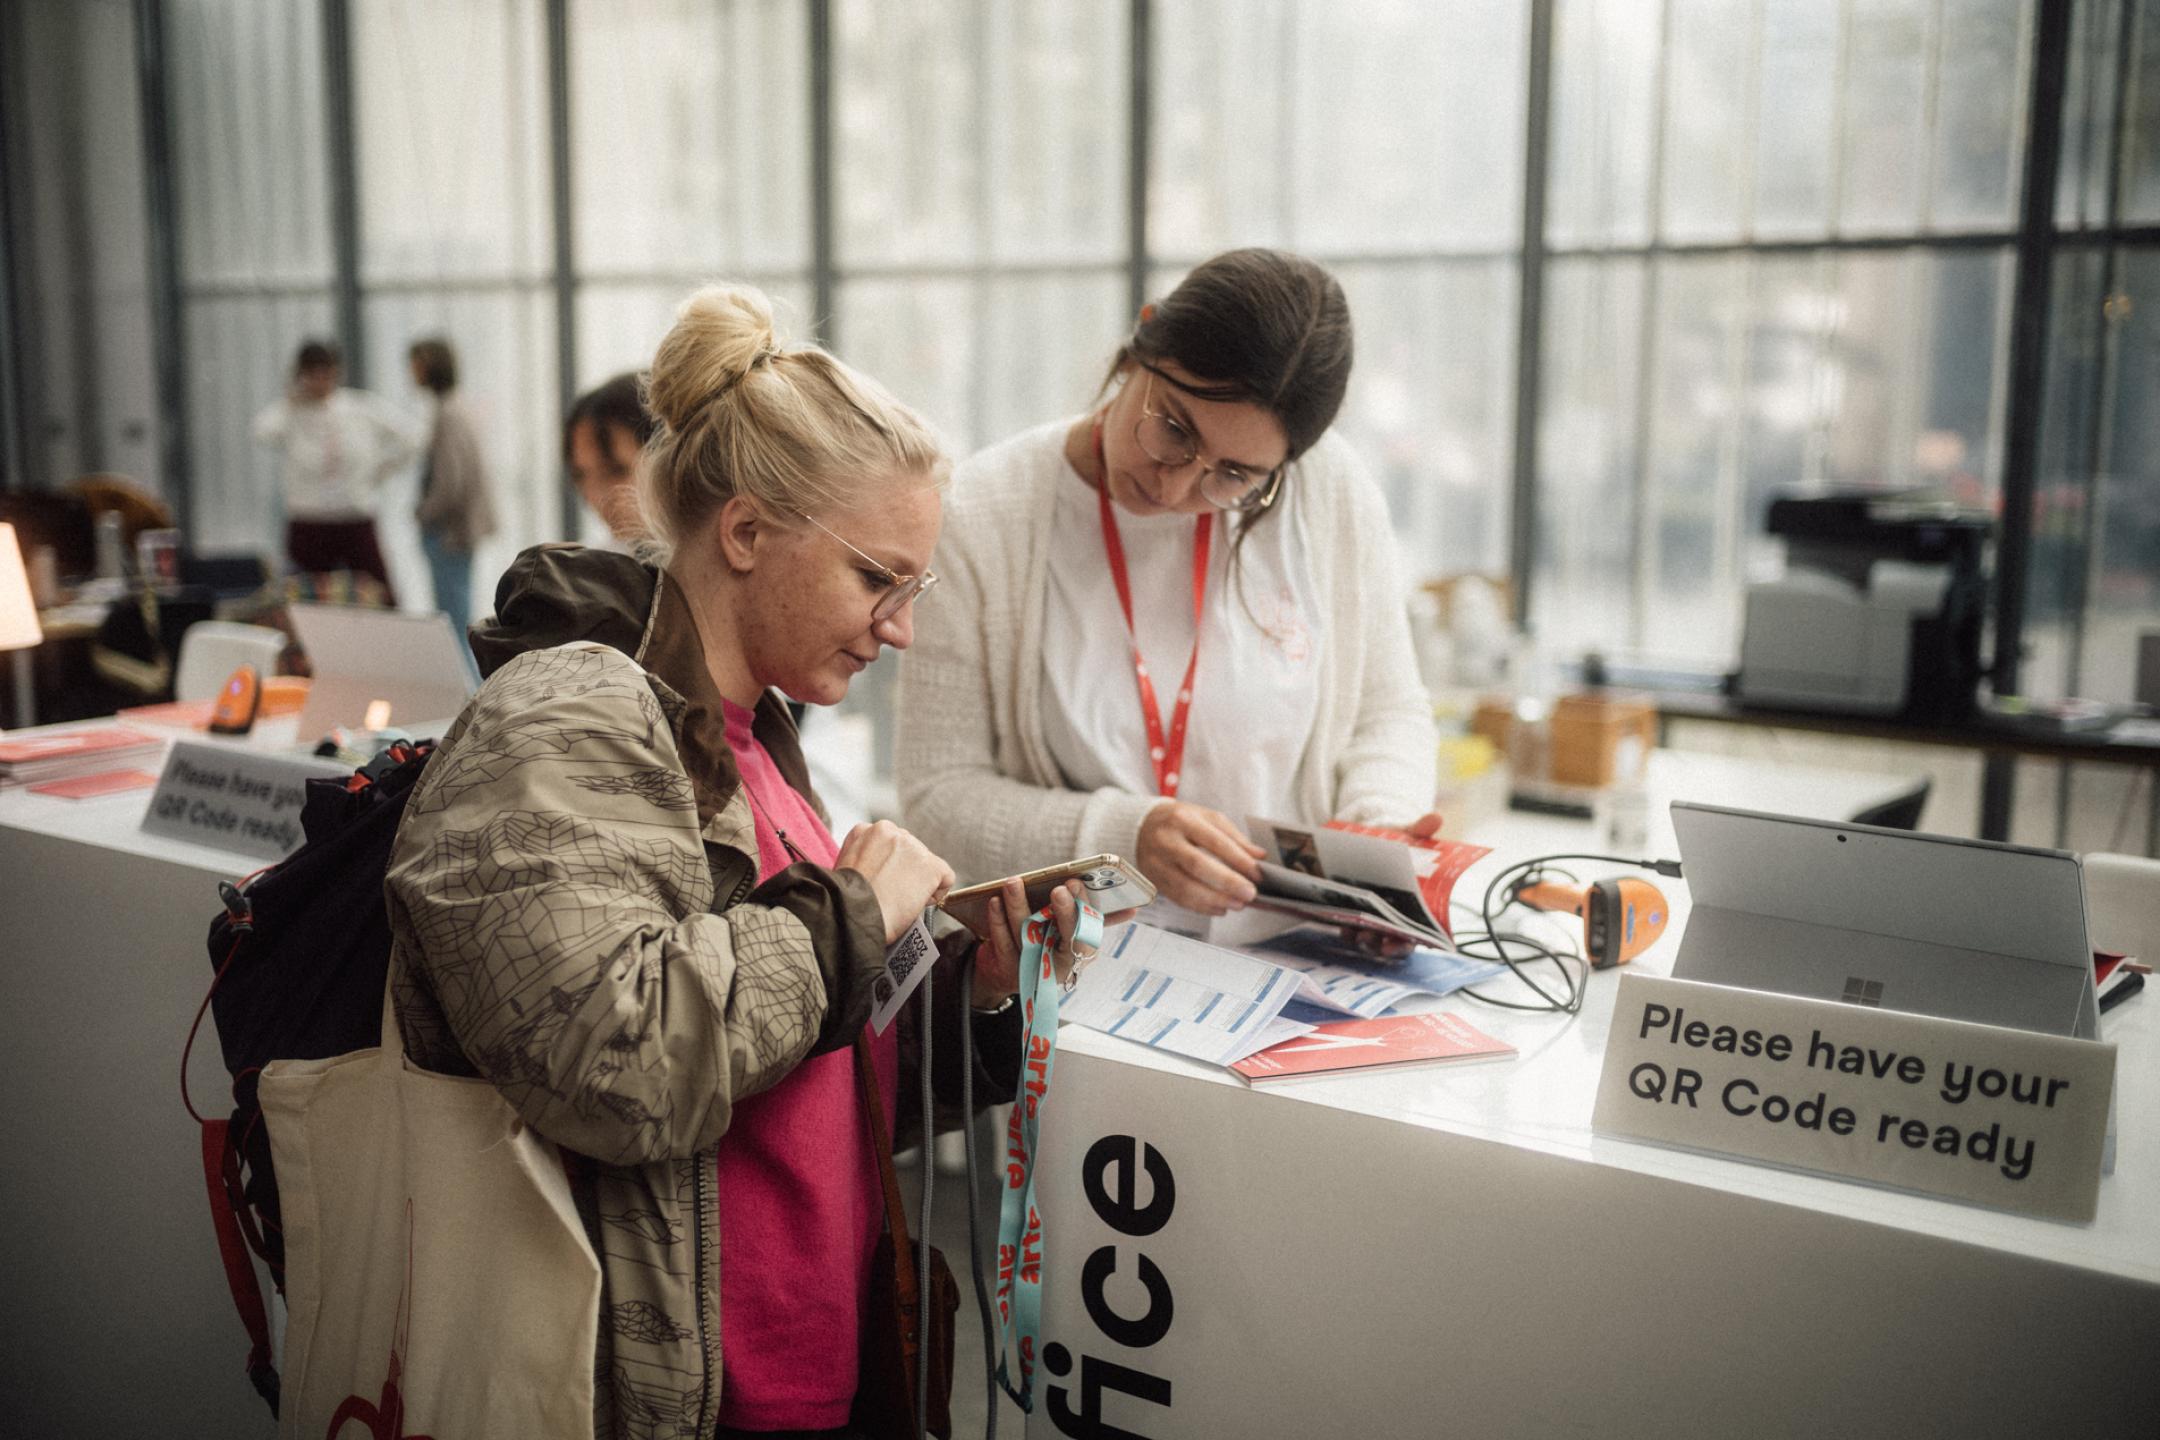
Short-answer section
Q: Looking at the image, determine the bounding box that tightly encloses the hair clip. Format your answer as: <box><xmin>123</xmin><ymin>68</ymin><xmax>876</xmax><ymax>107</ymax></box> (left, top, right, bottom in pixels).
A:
<box><xmin>1139</xmin><ymin>303</ymin><xmax>1157</xmax><ymax>323</ymax></box>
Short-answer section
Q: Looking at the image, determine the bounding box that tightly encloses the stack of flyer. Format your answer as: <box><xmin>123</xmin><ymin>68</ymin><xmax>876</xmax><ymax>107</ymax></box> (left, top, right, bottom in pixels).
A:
<box><xmin>1230</xmin><ymin>1011</ymin><xmax>1515</xmax><ymax>1085</ymax></box>
<box><xmin>0</xmin><ymin>726</ymin><xmax>164</xmax><ymax>790</ymax></box>
<box><xmin>1059</xmin><ymin>922</ymin><xmax>1507</xmax><ymax>1070</ymax></box>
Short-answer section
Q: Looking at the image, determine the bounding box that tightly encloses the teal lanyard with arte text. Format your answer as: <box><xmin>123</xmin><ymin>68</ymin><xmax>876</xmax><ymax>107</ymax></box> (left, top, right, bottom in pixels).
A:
<box><xmin>994</xmin><ymin>897</ymin><xmax>1103</xmax><ymax>1414</ymax></box>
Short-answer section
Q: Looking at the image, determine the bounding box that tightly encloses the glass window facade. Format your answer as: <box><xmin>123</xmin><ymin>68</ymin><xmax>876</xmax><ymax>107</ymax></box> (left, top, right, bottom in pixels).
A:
<box><xmin>24</xmin><ymin>0</ymin><xmax>2159</xmax><ymax>721</ymax></box>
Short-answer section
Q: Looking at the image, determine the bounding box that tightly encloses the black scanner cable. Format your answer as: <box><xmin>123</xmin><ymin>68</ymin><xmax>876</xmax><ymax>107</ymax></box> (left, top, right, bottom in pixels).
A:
<box><xmin>1449</xmin><ymin>853</ymin><xmax>1684</xmax><ymax>1016</ymax></box>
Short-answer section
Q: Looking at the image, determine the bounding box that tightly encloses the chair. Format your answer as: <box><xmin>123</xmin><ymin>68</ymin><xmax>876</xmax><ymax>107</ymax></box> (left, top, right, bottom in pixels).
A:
<box><xmin>91</xmin><ymin>586</ymin><xmax>217</xmax><ymax>703</ymax></box>
<box><xmin>2083</xmin><ymin>852</ymin><xmax>2160</xmax><ymax>961</ymax></box>
<box><xmin>63</xmin><ymin>473</ymin><xmax>176</xmax><ymax>547</ymax></box>
<box><xmin>1849</xmin><ymin>779</ymin><xmax>1931</xmax><ymax>831</ymax></box>
<box><xmin>173</xmin><ymin>621</ymin><xmax>286</xmax><ymax>703</ymax></box>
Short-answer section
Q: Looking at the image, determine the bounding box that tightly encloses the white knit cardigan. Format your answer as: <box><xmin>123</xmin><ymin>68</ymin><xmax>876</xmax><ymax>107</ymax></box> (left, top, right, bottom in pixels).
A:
<box><xmin>894</xmin><ymin>418</ymin><xmax>1439</xmax><ymax>886</ymax></box>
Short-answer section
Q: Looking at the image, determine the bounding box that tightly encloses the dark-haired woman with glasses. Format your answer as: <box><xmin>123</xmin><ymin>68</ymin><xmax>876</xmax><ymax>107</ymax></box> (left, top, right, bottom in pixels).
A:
<box><xmin>896</xmin><ymin>247</ymin><xmax>1440</xmax><ymax>939</ymax></box>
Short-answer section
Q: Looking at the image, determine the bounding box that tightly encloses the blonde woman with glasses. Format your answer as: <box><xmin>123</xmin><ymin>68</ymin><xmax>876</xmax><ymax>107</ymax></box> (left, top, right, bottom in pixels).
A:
<box><xmin>897</xmin><ymin>248</ymin><xmax>1441</xmax><ymax>941</ymax></box>
<box><xmin>380</xmin><ymin>284</ymin><xmax>1099</xmax><ymax>1436</ymax></box>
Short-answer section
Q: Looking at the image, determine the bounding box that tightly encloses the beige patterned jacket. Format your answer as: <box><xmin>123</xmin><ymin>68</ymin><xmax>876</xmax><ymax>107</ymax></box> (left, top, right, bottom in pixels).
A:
<box><xmin>384</xmin><ymin>548</ymin><xmax>901</xmax><ymax>1438</ymax></box>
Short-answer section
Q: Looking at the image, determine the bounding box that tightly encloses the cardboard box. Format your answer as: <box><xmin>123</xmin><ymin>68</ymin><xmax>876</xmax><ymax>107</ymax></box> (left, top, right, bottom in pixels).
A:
<box><xmin>1472</xmin><ymin>693</ymin><xmax>1656</xmax><ymax>789</ymax></box>
<box><xmin>1548</xmin><ymin>694</ymin><xmax>1656</xmax><ymax>788</ymax></box>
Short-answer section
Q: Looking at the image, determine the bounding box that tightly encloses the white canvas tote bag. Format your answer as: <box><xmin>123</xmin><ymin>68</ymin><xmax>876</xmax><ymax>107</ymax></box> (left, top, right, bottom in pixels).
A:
<box><xmin>259</xmin><ymin>966</ymin><xmax>601</xmax><ymax>1438</ymax></box>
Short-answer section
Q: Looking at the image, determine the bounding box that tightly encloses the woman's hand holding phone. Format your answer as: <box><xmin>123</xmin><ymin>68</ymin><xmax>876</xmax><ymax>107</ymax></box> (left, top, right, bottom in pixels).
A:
<box><xmin>971</xmin><ymin>878</ymin><xmax>1137</xmax><ymax>1009</ymax></box>
<box><xmin>835</xmin><ymin>819</ymin><xmax>956</xmax><ymax>946</ymax></box>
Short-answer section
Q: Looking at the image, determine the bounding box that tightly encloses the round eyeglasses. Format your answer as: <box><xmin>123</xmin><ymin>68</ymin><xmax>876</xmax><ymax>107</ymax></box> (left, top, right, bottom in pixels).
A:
<box><xmin>1132</xmin><ymin>367</ymin><xmax>1284</xmax><ymax>512</ymax></box>
<box><xmin>797</xmin><ymin>511</ymin><xmax>938</xmax><ymax>624</ymax></box>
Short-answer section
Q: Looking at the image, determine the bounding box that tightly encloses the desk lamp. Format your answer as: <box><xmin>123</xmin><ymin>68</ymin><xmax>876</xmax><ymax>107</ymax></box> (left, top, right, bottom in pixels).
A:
<box><xmin>0</xmin><ymin>522</ymin><xmax>42</xmax><ymax>729</ymax></box>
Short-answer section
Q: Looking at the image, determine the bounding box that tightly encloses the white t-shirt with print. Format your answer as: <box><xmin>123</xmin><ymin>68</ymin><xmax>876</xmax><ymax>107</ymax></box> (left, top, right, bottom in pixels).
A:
<box><xmin>1040</xmin><ymin>467</ymin><xmax>1319</xmax><ymax>937</ymax></box>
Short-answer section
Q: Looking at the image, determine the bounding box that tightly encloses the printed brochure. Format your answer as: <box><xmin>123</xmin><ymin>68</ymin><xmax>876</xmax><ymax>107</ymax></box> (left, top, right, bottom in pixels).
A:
<box><xmin>1231</xmin><ymin>1011</ymin><xmax>1516</xmax><ymax>1084</ymax></box>
<box><xmin>1244</xmin><ymin>816</ymin><xmax>1491</xmax><ymax>950</ymax></box>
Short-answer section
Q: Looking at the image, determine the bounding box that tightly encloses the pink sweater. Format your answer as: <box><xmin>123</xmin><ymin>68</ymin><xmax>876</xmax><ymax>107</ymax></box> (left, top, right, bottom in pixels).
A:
<box><xmin>715</xmin><ymin>699</ymin><xmax>897</xmax><ymax>1430</ymax></box>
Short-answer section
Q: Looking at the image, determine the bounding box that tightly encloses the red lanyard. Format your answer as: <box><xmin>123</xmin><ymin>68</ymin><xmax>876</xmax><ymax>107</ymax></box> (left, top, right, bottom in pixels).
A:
<box><xmin>1092</xmin><ymin>421</ymin><xmax>1213</xmax><ymax>798</ymax></box>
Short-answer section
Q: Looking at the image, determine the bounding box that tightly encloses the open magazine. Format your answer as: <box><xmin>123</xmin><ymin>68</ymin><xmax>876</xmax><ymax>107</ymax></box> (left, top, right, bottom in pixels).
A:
<box><xmin>1244</xmin><ymin>816</ymin><xmax>1491</xmax><ymax>952</ymax></box>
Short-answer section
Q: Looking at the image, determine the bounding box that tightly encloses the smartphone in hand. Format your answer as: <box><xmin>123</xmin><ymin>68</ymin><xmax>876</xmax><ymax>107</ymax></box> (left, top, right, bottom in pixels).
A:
<box><xmin>939</xmin><ymin>854</ymin><xmax>1156</xmax><ymax>939</ymax></box>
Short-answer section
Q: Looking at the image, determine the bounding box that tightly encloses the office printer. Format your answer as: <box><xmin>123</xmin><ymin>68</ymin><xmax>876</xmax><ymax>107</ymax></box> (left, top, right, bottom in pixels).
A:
<box><xmin>1736</xmin><ymin>492</ymin><xmax>1991</xmax><ymax>722</ymax></box>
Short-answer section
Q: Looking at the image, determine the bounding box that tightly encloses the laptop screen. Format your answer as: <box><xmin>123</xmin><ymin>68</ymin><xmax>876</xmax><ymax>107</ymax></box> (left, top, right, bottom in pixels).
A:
<box><xmin>1670</xmin><ymin>803</ymin><xmax>2096</xmax><ymax>1040</ymax></box>
<box><xmin>288</xmin><ymin>604</ymin><xmax>476</xmax><ymax>737</ymax></box>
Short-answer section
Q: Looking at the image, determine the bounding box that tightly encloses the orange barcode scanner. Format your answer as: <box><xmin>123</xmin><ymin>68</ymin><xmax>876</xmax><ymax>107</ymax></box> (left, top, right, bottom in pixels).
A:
<box><xmin>1513</xmin><ymin>874</ymin><xmax>1669</xmax><ymax>968</ymax></box>
<box><xmin>209</xmin><ymin>663</ymin><xmax>262</xmax><ymax>736</ymax></box>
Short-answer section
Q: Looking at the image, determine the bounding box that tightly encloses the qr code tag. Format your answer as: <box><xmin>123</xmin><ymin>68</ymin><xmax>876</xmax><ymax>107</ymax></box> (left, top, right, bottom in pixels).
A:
<box><xmin>869</xmin><ymin>914</ymin><xmax>937</xmax><ymax>1034</ymax></box>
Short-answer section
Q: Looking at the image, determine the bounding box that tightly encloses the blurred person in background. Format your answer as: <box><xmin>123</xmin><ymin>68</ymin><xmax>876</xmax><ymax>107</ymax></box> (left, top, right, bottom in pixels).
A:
<box><xmin>252</xmin><ymin>338</ymin><xmax>419</xmax><ymax>600</ymax></box>
<box><xmin>565</xmin><ymin>371</ymin><xmax>657</xmax><ymax>548</ymax></box>
<box><xmin>896</xmin><ymin>247</ymin><xmax>1440</xmax><ymax>941</ymax></box>
<box><xmin>408</xmin><ymin>337</ymin><xmax>497</xmax><ymax>629</ymax></box>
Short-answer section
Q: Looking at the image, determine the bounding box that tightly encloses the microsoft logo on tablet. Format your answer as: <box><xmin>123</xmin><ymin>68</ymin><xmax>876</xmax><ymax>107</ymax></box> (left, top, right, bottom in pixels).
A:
<box><xmin>1841</xmin><ymin>976</ymin><xmax>1886</xmax><ymax>1007</ymax></box>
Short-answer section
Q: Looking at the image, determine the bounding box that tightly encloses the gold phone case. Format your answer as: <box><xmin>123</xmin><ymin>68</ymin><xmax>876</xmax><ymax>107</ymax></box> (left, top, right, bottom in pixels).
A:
<box><xmin>939</xmin><ymin>854</ymin><xmax>1157</xmax><ymax>938</ymax></box>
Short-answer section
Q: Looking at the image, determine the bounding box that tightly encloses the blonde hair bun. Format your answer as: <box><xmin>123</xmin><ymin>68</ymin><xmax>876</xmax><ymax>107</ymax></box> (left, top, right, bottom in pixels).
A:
<box><xmin>633</xmin><ymin>281</ymin><xmax>950</xmax><ymax>567</ymax></box>
<box><xmin>644</xmin><ymin>284</ymin><xmax>784</xmax><ymax>435</ymax></box>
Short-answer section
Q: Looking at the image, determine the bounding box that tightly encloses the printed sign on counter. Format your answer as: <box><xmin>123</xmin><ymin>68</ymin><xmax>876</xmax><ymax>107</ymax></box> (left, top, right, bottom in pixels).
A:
<box><xmin>140</xmin><ymin>741</ymin><xmax>349</xmax><ymax>860</ymax></box>
<box><xmin>1593</xmin><ymin>973</ymin><xmax>2116</xmax><ymax>1223</ymax></box>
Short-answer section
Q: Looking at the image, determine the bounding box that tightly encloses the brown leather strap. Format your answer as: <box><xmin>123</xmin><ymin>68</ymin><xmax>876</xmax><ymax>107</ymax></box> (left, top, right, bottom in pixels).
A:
<box><xmin>854</xmin><ymin>1035</ymin><xmax>919</xmax><ymax>1298</ymax></box>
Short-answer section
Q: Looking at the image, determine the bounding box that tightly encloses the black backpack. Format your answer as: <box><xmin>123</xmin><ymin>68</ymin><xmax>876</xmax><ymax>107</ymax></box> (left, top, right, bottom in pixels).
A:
<box><xmin>182</xmin><ymin>739</ymin><xmax>434</xmax><ymax>1415</ymax></box>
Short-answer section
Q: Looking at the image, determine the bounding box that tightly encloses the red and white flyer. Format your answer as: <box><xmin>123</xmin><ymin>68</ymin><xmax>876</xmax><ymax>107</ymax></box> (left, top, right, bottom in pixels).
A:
<box><xmin>0</xmin><ymin>726</ymin><xmax>164</xmax><ymax>788</ymax></box>
<box><xmin>1231</xmin><ymin>1010</ymin><xmax>1515</xmax><ymax>1084</ymax></box>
